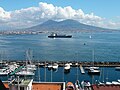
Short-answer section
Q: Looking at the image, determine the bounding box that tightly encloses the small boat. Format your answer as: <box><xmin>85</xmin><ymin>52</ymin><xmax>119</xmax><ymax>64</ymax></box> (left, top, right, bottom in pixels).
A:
<box><xmin>112</xmin><ymin>81</ymin><xmax>120</xmax><ymax>85</ymax></box>
<box><xmin>15</xmin><ymin>70</ymin><xmax>34</xmax><ymax>76</ymax></box>
<box><xmin>115</xmin><ymin>67</ymin><xmax>120</xmax><ymax>70</ymax></box>
<box><xmin>88</xmin><ymin>68</ymin><xmax>100</xmax><ymax>75</ymax></box>
<box><xmin>98</xmin><ymin>81</ymin><xmax>105</xmax><ymax>86</ymax></box>
<box><xmin>52</xmin><ymin>63</ymin><xmax>58</xmax><ymax>70</ymax></box>
<box><xmin>64</xmin><ymin>63</ymin><xmax>70</xmax><ymax>73</ymax></box>
<box><xmin>48</xmin><ymin>33</ymin><xmax>72</xmax><ymax>38</ymax></box>
<box><xmin>0</xmin><ymin>71</ymin><xmax>9</xmax><ymax>76</ymax></box>
<box><xmin>106</xmin><ymin>81</ymin><xmax>112</xmax><ymax>85</ymax></box>
<box><xmin>85</xmin><ymin>67</ymin><xmax>99</xmax><ymax>70</ymax></box>
<box><xmin>118</xmin><ymin>79</ymin><xmax>120</xmax><ymax>82</ymax></box>
<box><xmin>47</xmin><ymin>64</ymin><xmax>53</xmax><ymax>70</ymax></box>
<box><xmin>87</xmin><ymin>50</ymin><xmax>100</xmax><ymax>75</ymax></box>
<box><xmin>66</xmin><ymin>82</ymin><xmax>75</xmax><ymax>90</ymax></box>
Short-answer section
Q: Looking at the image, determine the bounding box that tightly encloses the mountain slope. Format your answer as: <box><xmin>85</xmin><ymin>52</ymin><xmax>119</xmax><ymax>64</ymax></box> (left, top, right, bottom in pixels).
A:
<box><xmin>27</xmin><ymin>19</ymin><xmax>115</xmax><ymax>32</ymax></box>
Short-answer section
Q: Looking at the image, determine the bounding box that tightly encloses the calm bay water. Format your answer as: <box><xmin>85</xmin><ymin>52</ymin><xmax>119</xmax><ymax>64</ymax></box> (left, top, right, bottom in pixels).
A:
<box><xmin>0</xmin><ymin>32</ymin><xmax>120</xmax><ymax>61</ymax></box>
<box><xmin>0</xmin><ymin>32</ymin><xmax>120</xmax><ymax>83</ymax></box>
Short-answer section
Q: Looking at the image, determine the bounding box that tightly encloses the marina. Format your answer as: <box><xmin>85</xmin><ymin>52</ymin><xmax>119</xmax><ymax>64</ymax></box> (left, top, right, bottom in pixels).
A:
<box><xmin>0</xmin><ymin>60</ymin><xmax>120</xmax><ymax>81</ymax></box>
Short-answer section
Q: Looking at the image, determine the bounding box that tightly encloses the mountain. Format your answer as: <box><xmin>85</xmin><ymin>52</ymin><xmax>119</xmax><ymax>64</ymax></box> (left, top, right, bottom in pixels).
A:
<box><xmin>27</xmin><ymin>19</ymin><xmax>117</xmax><ymax>32</ymax></box>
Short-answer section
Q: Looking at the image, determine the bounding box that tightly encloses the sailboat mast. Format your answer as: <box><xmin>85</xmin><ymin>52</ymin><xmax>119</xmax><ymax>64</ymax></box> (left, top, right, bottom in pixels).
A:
<box><xmin>38</xmin><ymin>60</ymin><xmax>40</xmax><ymax>82</ymax></box>
<box><xmin>44</xmin><ymin>61</ymin><xmax>46</xmax><ymax>82</ymax></box>
<box><xmin>51</xmin><ymin>61</ymin><xmax>52</xmax><ymax>82</ymax></box>
<box><xmin>77</xmin><ymin>61</ymin><xmax>79</xmax><ymax>80</ymax></box>
<box><xmin>92</xmin><ymin>49</ymin><xmax>95</xmax><ymax>66</ymax></box>
<box><xmin>63</xmin><ymin>62</ymin><xmax>64</xmax><ymax>82</ymax></box>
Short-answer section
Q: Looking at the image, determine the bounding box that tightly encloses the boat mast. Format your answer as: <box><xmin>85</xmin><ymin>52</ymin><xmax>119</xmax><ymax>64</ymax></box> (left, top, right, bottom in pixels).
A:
<box><xmin>38</xmin><ymin>60</ymin><xmax>40</xmax><ymax>82</ymax></box>
<box><xmin>25</xmin><ymin>50</ymin><xmax>28</xmax><ymax>80</ymax></box>
<box><xmin>51</xmin><ymin>61</ymin><xmax>52</xmax><ymax>82</ymax></box>
<box><xmin>63</xmin><ymin>62</ymin><xmax>64</xmax><ymax>82</ymax></box>
<box><xmin>77</xmin><ymin>62</ymin><xmax>79</xmax><ymax>80</ymax></box>
<box><xmin>102</xmin><ymin>67</ymin><xmax>104</xmax><ymax>82</ymax></box>
<box><xmin>44</xmin><ymin>61</ymin><xmax>46</xmax><ymax>82</ymax></box>
<box><xmin>92</xmin><ymin>49</ymin><xmax>95</xmax><ymax>67</ymax></box>
<box><xmin>26</xmin><ymin>48</ymin><xmax>33</xmax><ymax>64</ymax></box>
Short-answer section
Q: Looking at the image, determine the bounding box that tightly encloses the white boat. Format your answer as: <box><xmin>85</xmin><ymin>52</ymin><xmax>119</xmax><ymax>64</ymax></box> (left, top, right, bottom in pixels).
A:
<box><xmin>47</xmin><ymin>64</ymin><xmax>53</xmax><ymax>70</ymax></box>
<box><xmin>85</xmin><ymin>66</ymin><xmax>99</xmax><ymax>70</ymax></box>
<box><xmin>115</xmin><ymin>67</ymin><xmax>120</xmax><ymax>70</ymax></box>
<box><xmin>16</xmin><ymin>70</ymin><xmax>34</xmax><ymax>76</ymax></box>
<box><xmin>87</xmin><ymin>50</ymin><xmax>100</xmax><ymax>74</ymax></box>
<box><xmin>106</xmin><ymin>81</ymin><xmax>112</xmax><ymax>85</ymax></box>
<box><xmin>0</xmin><ymin>70</ymin><xmax>9</xmax><ymax>75</ymax></box>
<box><xmin>0</xmin><ymin>64</ymin><xmax>18</xmax><ymax>76</ymax></box>
<box><xmin>15</xmin><ymin>49</ymin><xmax>35</xmax><ymax>76</ymax></box>
<box><xmin>88</xmin><ymin>68</ymin><xmax>100</xmax><ymax>74</ymax></box>
<box><xmin>64</xmin><ymin>63</ymin><xmax>70</xmax><ymax>70</ymax></box>
<box><xmin>23</xmin><ymin>64</ymin><xmax>36</xmax><ymax>71</ymax></box>
<box><xmin>112</xmin><ymin>81</ymin><xmax>120</xmax><ymax>85</ymax></box>
<box><xmin>52</xmin><ymin>63</ymin><xmax>58</xmax><ymax>70</ymax></box>
<box><xmin>118</xmin><ymin>79</ymin><xmax>120</xmax><ymax>82</ymax></box>
<box><xmin>98</xmin><ymin>81</ymin><xmax>105</xmax><ymax>86</ymax></box>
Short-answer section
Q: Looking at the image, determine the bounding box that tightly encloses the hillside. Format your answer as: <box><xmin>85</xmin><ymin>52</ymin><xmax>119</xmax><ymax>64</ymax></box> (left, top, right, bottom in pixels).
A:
<box><xmin>27</xmin><ymin>19</ymin><xmax>116</xmax><ymax>32</ymax></box>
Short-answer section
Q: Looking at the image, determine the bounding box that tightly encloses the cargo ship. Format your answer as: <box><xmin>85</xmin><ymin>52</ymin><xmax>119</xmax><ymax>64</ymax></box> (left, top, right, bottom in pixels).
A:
<box><xmin>48</xmin><ymin>33</ymin><xmax>72</xmax><ymax>38</ymax></box>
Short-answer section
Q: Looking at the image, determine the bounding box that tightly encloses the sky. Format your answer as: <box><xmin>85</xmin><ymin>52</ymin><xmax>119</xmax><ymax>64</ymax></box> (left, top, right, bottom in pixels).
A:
<box><xmin>0</xmin><ymin>0</ymin><xmax>120</xmax><ymax>29</ymax></box>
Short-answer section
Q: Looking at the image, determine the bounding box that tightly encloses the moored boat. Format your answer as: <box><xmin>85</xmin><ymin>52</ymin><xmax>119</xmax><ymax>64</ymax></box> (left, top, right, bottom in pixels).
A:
<box><xmin>85</xmin><ymin>66</ymin><xmax>99</xmax><ymax>70</ymax></box>
<box><xmin>15</xmin><ymin>70</ymin><xmax>35</xmax><ymax>76</ymax></box>
<box><xmin>64</xmin><ymin>63</ymin><xmax>70</xmax><ymax>73</ymax></box>
<box><xmin>115</xmin><ymin>67</ymin><xmax>120</xmax><ymax>70</ymax></box>
<box><xmin>88</xmin><ymin>68</ymin><xmax>100</xmax><ymax>75</ymax></box>
<box><xmin>52</xmin><ymin>63</ymin><xmax>58</xmax><ymax>70</ymax></box>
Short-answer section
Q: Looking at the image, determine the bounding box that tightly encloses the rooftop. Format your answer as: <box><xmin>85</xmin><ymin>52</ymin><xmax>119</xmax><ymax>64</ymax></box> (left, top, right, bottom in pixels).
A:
<box><xmin>32</xmin><ymin>82</ymin><xmax>64</xmax><ymax>90</ymax></box>
<box><xmin>92</xmin><ymin>84</ymin><xmax>120</xmax><ymax>90</ymax></box>
<box><xmin>3</xmin><ymin>81</ymin><xmax>65</xmax><ymax>90</ymax></box>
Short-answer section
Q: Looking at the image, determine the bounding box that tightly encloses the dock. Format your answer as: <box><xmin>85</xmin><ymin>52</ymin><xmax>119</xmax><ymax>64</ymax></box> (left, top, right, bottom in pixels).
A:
<box><xmin>80</xmin><ymin>65</ymin><xmax>85</xmax><ymax>74</ymax></box>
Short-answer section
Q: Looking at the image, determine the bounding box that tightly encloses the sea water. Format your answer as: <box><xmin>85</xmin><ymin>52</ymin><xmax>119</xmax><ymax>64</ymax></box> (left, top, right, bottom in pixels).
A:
<box><xmin>0</xmin><ymin>32</ymin><xmax>120</xmax><ymax>83</ymax></box>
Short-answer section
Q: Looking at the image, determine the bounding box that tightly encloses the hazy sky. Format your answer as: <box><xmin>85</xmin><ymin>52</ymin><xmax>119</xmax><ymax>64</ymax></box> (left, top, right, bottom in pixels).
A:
<box><xmin>0</xmin><ymin>0</ymin><xmax>120</xmax><ymax>29</ymax></box>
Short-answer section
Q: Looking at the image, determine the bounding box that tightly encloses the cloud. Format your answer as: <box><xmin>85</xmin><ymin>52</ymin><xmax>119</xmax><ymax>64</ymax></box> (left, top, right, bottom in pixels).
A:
<box><xmin>0</xmin><ymin>7</ymin><xmax>10</xmax><ymax>19</ymax></box>
<box><xmin>0</xmin><ymin>2</ymin><xmax>120</xmax><ymax>30</ymax></box>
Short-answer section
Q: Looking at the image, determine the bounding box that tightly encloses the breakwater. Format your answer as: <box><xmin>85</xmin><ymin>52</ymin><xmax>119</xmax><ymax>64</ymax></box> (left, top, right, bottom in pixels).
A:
<box><xmin>1</xmin><ymin>60</ymin><xmax>120</xmax><ymax>67</ymax></box>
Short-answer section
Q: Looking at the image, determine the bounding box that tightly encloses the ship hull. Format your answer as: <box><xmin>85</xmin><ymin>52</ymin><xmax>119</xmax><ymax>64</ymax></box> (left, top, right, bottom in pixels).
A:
<box><xmin>48</xmin><ymin>35</ymin><xmax>72</xmax><ymax>38</ymax></box>
<box><xmin>88</xmin><ymin>71</ymin><xmax>100</xmax><ymax>75</ymax></box>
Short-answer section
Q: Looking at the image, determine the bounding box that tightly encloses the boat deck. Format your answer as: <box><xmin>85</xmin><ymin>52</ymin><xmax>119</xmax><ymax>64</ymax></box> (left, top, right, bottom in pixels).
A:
<box><xmin>80</xmin><ymin>65</ymin><xmax>85</xmax><ymax>74</ymax></box>
<box><xmin>92</xmin><ymin>84</ymin><xmax>120</xmax><ymax>90</ymax></box>
<box><xmin>32</xmin><ymin>82</ymin><xmax>65</xmax><ymax>90</ymax></box>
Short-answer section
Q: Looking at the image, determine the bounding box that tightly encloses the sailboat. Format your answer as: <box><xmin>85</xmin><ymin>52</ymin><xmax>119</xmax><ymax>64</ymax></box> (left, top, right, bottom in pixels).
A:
<box><xmin>52</xmin><ymin>63</ymin><xmax>58</xmax><ymax>70</ymax></box>
<box><xmin>16</xmin><ymin>49</ymin><xmax>35</xmax><ymax>76</ymax></box>
<box><xmin>88</xmin><ymin>50</ymin><xmax>100</xmax><ymax>75</ymax></box>
<box><xmin>64</xmin><ymin>63</ymin><xmax>70</xmax><ymax>73</ymax></box>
